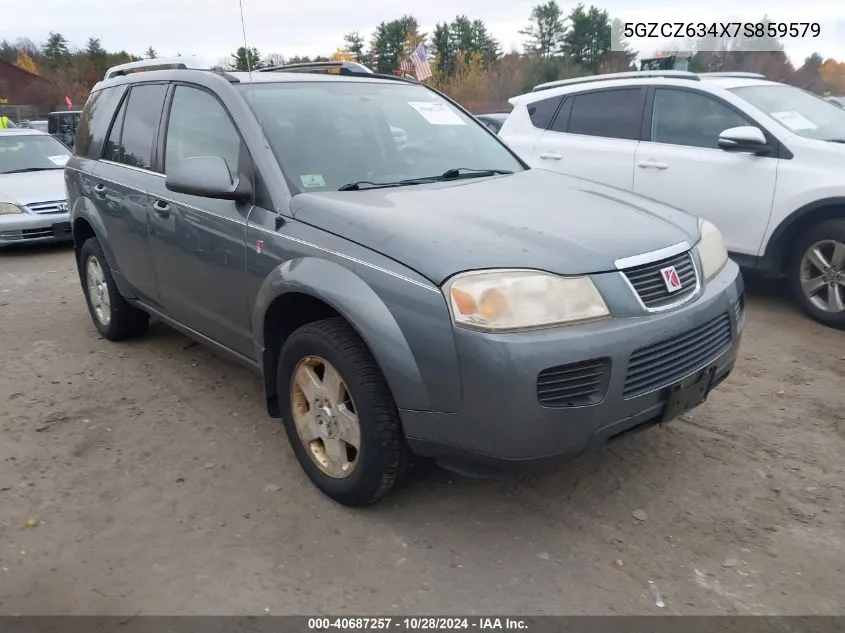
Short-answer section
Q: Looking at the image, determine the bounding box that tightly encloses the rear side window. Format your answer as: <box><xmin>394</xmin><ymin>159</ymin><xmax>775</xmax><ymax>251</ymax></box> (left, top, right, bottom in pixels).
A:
<box><xmin>567</xmin><ymin>88</ymin><xmax>644</xmax><ymax>140</ymax></box>
<box><xmin>104</xmin><ymin>83</ymin><xmax>167</xmax><ymax>170</ymax></box>
<box><xmin>527</xmin><ymin>96</ymin><xmax>562</xmax><ymax>129</ymax></box>
<box><xmin>74</xmin><ymin>92</ymin><xmax>103</xmax><ymax>157</ymax></box>
<box><xmin>77</xmin><ymin>86</ymin><xmax>125</xmax><ymax>160</ymax></box>
<box><xmin>103</xmin><ymin>97</ymin><xmax>127</xmax><ymax>163</ymax></box>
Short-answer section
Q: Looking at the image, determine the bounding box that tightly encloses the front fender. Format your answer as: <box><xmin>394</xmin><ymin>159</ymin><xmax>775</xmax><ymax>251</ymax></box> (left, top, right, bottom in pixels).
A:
<box><xmin>253</xmin><ymin>256</ymin><xmax>434</xmax><ymax>412</ymax></box>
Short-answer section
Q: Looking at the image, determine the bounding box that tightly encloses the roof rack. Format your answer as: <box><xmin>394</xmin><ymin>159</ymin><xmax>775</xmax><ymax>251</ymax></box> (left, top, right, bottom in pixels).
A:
<box><xmin>258</xmin><ymin>60</ymin><xmax>375</xmax><ymax>75</ymax></box>
<box><xmin>104</xmin><ymin>56</ymin><xmax>212</xmax><ymax>80</ymax></box>
<box><xmin>698</xmin><ymin>72</ymin><xmax>766</xmax><ymax>79</ymax></box>
<box><xmin>532</xmin><ymin>70</ymin><xmax>699</xmax><ymax>92</ymax></box>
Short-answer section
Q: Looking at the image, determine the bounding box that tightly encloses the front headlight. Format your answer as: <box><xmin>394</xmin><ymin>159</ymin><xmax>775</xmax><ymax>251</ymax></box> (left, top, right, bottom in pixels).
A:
<box><xmin>444</xmin><ymin>269</ymin><xmax>610</xmax><ymax>332</ymax></box>
<box><xmin>698</xmin><ymin>218</ymin><xmax>728</xmax><ymax>282</ymax></box>
<box><xmin>0</xmin><ymin>202</ymin><xmax>23</xmax><ymax>215</ymax></box>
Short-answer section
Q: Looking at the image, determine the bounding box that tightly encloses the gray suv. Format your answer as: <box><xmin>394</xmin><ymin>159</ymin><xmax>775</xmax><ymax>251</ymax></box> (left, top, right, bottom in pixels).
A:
<box><xmin>66</xmin><ymin>58</ymin><xmax>745</xmax><ymax>506</ymax></box>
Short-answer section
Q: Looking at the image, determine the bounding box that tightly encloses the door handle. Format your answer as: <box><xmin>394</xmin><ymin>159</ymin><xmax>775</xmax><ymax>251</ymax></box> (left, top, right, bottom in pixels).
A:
<box><xmin>637</xmin><ymin>160</ymin><xmax>669</xmax><ymax>170</ymax></box>
<box><xmin>538</xmin><ymin>152</ymin><xmax>563</xmax><ymax>160</ymax></box>
<box><xmin>93</xmin><ymin>183</ymin><xmax>106</xmax><ymax>196</ymax></box>
<box><xmin>152</xmin><ymin>200</ymin><xmax>171</xmax><ymax>218</ymax></box>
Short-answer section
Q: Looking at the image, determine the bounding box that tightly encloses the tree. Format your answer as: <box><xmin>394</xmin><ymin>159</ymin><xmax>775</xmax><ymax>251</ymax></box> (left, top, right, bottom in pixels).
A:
<box><xmin>343</xmin><ymin>31</ymin><xmax>370</xmax><ymax>67</ymax></box>
<box><xmin>471</xmin><ymin>19</ymin><xmax>500</xmax><ymax>67</ymax></box>
<box><xmin>370</xmin><ymin>16</ymin><xmax>422</xmax><ymax>74</ymax></box>
<box><xmin>41</xmin><ymin>31</ymin><xmax>70</xmax><ymax>68</ymax></box>
<box><xmin>433</xmin><ymin>51</ymin><xmax>488</xmax><ymax>112</ymax></box>
<box><xmin>265</xmin><ymin>53</ymin><xmax>286</xmax><ymax>67</ymax></box>
<box><xmin>331</xmin><ymin>49</ymin><xmax>356</xmax><ymax>62</ymax></box>
<box><xmin>819</xmin><ymin>59</ymin><xmax>845</xmax><ymax>95</ymax></box>
<box><xmin>561</xmin><ymin>4</ymin><xmax>610</xmax><ymax>73</ymax></box>
<box><xmin>789</xmin><ymin>53</ymin><xmax>825</xmax><ymax>92</ymax></box>
<box><xmin>0</xmin><ymin>40</ymin><xmax>17</xmax><ymax>64</ymax></box>
<box><xmin>14</xmin><ymin>50</ymin><xmax>38</xmax><ymax>75</ymax></box>
<box><xmin>230</xmin><ymin>46</ymin><xmax>264</xmax><ymax>71</ymax></box>
<box><xmin>85</xmin><ymin>37</ymin><xmax>109</xmax><ymax>76</ymax></box>
<box><xmin>602</xmin><ymin>17</ymin><xmax>637</xmax><ymax>73</ymax></box>
<box><xmin>519</xmin><ymin>1</ymin><xmax>566</xmax><ymax>58</ymax></box>
<box><xmin>145</xmin><ymin>46</ymin><xmax>158</xmax><ymax>59</ymax></box>
<box><xmin>432</xmin><ymin>23</ymin><xmax>454</xmax><ymax>78</ymax></box>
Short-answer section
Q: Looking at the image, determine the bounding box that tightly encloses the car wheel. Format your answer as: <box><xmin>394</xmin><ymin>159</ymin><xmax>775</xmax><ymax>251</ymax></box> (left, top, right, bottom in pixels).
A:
<box><xmin>79</xmin><ymin>237</ymin><xmax>149</xmax><ymax>341</ymax></box>
<box><xmin>278</xmin><ymin>317</ymin><xmax>410</xmax><ymax>506</ymax></box>
<box><xmin>789</xmin><ymin>219</ymin><xmax>845</xmax><ymax>330</ymax></box>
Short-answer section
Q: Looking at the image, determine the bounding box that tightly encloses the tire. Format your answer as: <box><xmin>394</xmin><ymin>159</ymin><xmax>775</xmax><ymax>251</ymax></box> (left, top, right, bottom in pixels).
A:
<box><xmin>78</xmin><ymin>237</ymin><xmax>149</xmax><ymax>341</ymax></box>
<box><xmin>788</xmin><ymin>219</ymin><xmax>845</xmax><ymax>330</ymax></box>
<box><xmin>277</xmin><ymin>317</ymin><xmax>410</xmax><ymax>506</ymax></box>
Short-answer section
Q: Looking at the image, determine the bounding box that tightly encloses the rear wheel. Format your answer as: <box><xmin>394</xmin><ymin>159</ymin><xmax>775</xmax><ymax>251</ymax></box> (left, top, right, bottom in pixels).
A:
<box><xmin>277</xmin><ymin>317</ymin><xmax>410</xmax><ymax>506</ymax></box>
<box><xmin>79</xmin><ymin>237</ymin><xmax>149</xmax><ymax>341</ymax></box>
<box><xmin>789</xmin><ymin>219</ymin><xmax>845</xmax><ymax>330</ymax></box>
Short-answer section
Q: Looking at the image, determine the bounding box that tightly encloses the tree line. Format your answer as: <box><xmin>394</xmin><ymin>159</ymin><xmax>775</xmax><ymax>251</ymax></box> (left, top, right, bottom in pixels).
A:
<box><xmin>3</xmin><ymin>1</ymin><xmax>845</xmax><ymax>114</ymax></box>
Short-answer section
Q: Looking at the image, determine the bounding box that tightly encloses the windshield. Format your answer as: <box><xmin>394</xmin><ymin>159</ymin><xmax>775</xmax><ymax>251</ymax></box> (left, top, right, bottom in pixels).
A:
<box><xmin>731</xmin><ymin>84</ymin><xmax>845</xmax><ymax>141</ymax></box>
<box><xmin>239</xmin><ymin>80</ymin><xmax>524</xmax><ymax>193</ymax></box>
<box><xmin>0</xmin><ymin>134</ymin><xmax>70</xmax><ymax>174</ymax></box>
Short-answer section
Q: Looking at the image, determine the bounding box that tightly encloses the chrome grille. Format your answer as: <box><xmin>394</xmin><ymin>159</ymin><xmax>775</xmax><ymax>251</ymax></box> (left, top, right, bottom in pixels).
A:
<box><xmin>26</xmin><ymin>200</ymin><xmax>68</xmax><ymax>214</ymax></box>
<box><xmin>621</xmin><ymin>251</ymin><xmax>698</xmax><ymax>309</ymax></box>
<box><xmin>537</xmin><ymin>358</ymin><xmax>610</xmax><ymax>407</ymax></box>
<box><xmin>624</xmin><ymin>313</ymin><xmax>732</xmax><ymax>398</ymax></box>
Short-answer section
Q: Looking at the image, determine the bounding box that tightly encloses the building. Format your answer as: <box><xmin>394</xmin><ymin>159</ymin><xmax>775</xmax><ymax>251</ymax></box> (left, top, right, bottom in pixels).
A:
<box><xmin>0</xmin><ymin>59</ymin><xmax>61</xmax><ymax>118</ymax></box>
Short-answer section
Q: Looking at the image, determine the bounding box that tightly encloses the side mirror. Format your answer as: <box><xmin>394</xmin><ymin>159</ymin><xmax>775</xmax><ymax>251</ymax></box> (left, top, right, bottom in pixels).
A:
<box><xmin>717</xmin><ymin>126</ymin><xmax>769</xmax><ymax>154</ymax></box>
<box><xmin>165</xmin><ymin>156</ymin><xmax>252</xmax><ymax>201</ymax></box>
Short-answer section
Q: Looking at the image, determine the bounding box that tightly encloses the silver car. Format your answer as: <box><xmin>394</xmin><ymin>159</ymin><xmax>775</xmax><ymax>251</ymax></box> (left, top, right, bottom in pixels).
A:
<box><xmin>0</xmin><ymin>129</ymin><xmax>72</xmax><ymax>247</ymax></box>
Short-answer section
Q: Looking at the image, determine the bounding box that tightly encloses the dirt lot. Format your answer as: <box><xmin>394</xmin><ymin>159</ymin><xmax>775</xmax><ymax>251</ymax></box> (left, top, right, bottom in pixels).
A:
<box><xmin>1</xmin><ymin>243</ymin><xmax>844</xmax><ymax>616</ymax></box>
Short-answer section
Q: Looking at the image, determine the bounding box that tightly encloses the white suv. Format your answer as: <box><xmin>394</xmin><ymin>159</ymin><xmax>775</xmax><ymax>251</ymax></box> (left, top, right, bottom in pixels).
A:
<box><xmin>500</xmin><ymin>71</ymin><xmax>845</xmax><ymax>329</ymax></box>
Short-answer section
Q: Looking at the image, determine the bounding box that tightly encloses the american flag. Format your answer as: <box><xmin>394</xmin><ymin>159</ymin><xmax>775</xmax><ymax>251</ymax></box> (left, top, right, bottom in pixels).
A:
<box><xmin>400</xmin><ymin>43</ymin><xmax>432</xmax><ymax>81</ymax></box>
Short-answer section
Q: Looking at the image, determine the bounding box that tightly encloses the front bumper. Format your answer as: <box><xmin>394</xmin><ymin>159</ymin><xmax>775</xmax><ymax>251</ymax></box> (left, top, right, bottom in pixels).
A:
<box><xmin>403</xmin><ymin>260</ymin><xmax>744</xmax><ymax>470</ymax></box>
<box><xmin>0</xmin><ymin>212</ymin><xmax>72</xmax><ymax>246</ymax></box>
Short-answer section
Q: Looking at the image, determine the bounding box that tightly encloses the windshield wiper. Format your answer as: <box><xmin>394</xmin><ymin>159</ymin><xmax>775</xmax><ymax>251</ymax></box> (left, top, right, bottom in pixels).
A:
<box><xmin>825</xmin><ymin>138</ymin><xmax>845</xmax><ymax>144</ymax></box>
<box><xmin>400</xmin><ymin>168</ymin><xmax>513</xmax><ymax>185</ymax></box>
<box><xmin>3</xmin><ymin>167</ymin><xmax>61</xmax><ymax>174</ymax></box>
<box><xmin>338</xmin><ymin>168</ymin><xmax>513</xmax><ymax>192</ymax></box>
<box><xmin>337</xmin><ymin>180</ymin><xmax>408</xmax><ymax>191</ymax></box>
<box><xmin>440</xmin><ymin>167</ymin><xmax>514</xmax><ymax>179</ymax></box>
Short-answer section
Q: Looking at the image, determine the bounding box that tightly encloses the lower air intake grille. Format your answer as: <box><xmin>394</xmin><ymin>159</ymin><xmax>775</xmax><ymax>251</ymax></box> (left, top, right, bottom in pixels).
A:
<box><xmin>537</xmin><ymin>358</ymin><xmax>611</xmax><ymax>407</ymax></box>
<box><xmin>624</xmin><ymin>313</ymin><xmax>732</xmax><ymax>398</ymax></box>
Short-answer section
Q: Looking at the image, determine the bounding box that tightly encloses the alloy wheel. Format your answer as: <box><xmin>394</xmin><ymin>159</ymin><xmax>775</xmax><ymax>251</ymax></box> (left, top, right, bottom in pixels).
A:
<box><xmin>290</xmin><ymin>355</ymin><xmax>361</xmax><ymax>479</ymax></box>
<box><xmin>85</xmin><ymin>255</ymin><xmax>111</xmax><ymax>325</ymax></box>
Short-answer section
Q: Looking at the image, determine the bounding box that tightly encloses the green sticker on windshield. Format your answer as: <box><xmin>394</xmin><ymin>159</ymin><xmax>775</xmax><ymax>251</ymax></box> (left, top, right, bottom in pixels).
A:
<box><xmin>300</xmin><ymin>174</ymin><xmax>326</xmax><ymax>188</ymax></box>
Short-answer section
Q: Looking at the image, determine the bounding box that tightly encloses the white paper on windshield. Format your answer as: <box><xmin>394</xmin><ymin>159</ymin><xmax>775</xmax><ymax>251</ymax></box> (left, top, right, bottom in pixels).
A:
<box><xmin>770</xmin><ymin>111</ymin><xmax>817</xmax><ymax>131</ymax></box>
<box><xmin>47</xmin><ymin>155</ymin><xmax>69</xmax><ymax>166</ymax></box>
<box><xmin>300</xmin><ymin>174</ymin><xmax>326</xmax><ymax>188</ymax></box>
<box><xmin>408</xmin><ymin>101</ymin><xmax>466</xmax><ymax>125</ymax></box>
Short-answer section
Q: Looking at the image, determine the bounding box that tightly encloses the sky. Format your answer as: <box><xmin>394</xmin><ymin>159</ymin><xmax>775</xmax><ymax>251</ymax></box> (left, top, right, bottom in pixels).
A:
<box><xmin>2</xmin><ymin>0</ymin><xmax>844</xmax><ymax>68</ymax></box>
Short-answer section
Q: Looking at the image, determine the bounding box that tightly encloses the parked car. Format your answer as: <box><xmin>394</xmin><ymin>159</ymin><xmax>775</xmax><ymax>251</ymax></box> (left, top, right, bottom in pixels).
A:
<box><xmin>48</xmin><ymin>110</ymin><xmax>82</xmax><ymax>150</ymax></box>
<box><xmin>0</xmin><ymin>129</ymin><xmax>72</xmax><ymax>247</ymax></box>
<box><xmin>500</xmin><ymin>71</ymin><xmax>845</xmax><ymax>329</ymax></box>
<box><xmin>67</xmin><ymin>58</ymin><xmax>744</xmax><ymax>506</ymax></box>
<box><xmin>475</xmin><ymin>112</ymin><xmax>509</xmax><ymax>134</ymax></box>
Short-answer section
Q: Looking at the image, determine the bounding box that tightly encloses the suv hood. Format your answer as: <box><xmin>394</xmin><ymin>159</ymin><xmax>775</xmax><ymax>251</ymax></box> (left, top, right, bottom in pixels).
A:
<box><xmin>0</xmin><ymin>169</ymin><xmax>66</xmax><ymax>207</ymax></box>
<box><xmin>290</xmin><ymin>169</ymin><xmax>700</xmax><ymax>285</ymax></box>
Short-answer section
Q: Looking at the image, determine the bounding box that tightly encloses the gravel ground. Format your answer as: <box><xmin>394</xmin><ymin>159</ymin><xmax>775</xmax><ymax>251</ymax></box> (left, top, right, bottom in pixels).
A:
<box><xmin>1</xmin><ymin>243</ymin><xmax>844</xmax><ymax>616</ymax></box>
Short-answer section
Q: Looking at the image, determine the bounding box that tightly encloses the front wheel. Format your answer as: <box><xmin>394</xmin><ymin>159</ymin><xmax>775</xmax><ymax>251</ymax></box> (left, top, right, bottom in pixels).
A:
<box><xmin>789</xmin><ymin>219</ymin><xmax>845</xmax><ymax>330</ymax></box>
<box><xmin>277</xmin><ymin>318</ymin><xmax>410</xmax><ymax>506</ymax></box>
